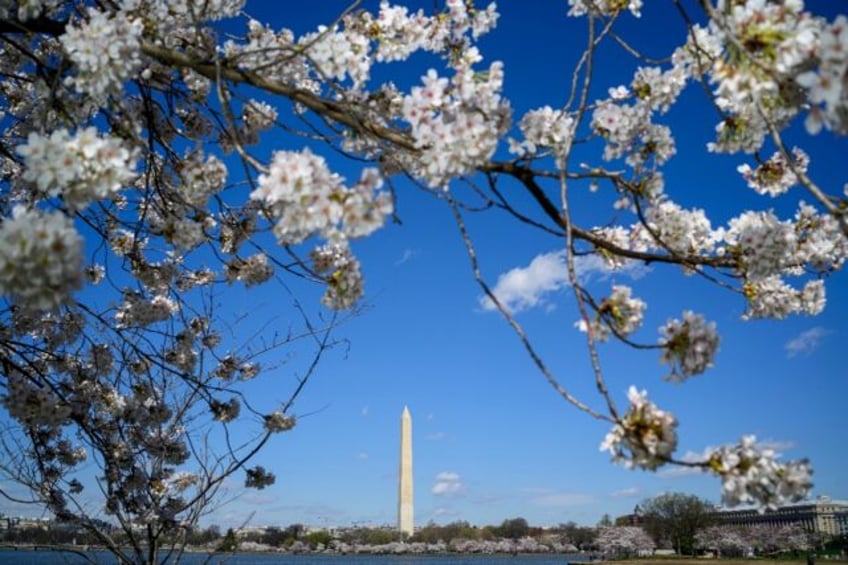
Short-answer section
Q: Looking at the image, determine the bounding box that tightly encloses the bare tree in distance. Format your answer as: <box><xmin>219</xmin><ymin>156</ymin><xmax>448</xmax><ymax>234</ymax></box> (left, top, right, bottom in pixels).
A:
<box><xmin>639</xmin><ymin>492</ymin><xmax>715</xmax><ymax>555</ymax></box>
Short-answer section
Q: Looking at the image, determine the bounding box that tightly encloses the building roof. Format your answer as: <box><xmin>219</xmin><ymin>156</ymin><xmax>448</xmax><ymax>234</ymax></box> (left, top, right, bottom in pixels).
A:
<box><xmin>715</xmin><ymin>496</ymin><xmax>848</xmax><ymax>513</ymax></box>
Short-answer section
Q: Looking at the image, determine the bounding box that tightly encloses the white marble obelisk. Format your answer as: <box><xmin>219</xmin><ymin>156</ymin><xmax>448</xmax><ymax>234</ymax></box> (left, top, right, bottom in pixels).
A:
<box><xmin>398</xmin><ymin>406</ymin><xmax>414</xmax><ymax>539</ymax></box>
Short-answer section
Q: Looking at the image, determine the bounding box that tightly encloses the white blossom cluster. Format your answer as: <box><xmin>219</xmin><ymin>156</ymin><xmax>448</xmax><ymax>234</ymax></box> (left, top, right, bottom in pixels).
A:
<box><xmin>590</xmin><ymin>226</ymin><xmax>633</xmax><ymax>269</ymax></box>
<box><xmin>0</xmin><ymin>206</ymin><xmax>83</xmax><ymax>311</ymax></box>
<box><xmin>659</xmin><ymin>311</ymin><xmax>720</xmax><ymax>381</ymax></box>
<box><xmin>311</xmin><ymin>242</ymin><xmax>364</xmax><ymax>311</ymax></box>
<box><xmin>239</xmin><ymin>100</ymin><xmax>278</xmax><ymax>144</ymax></box>
<box><xmin>222</xmin><ymin>20</ymin><xmax>314</xmax><ymax>92</ymax></box>
<box><xmin>108</xmin><ymin>229</ymin><xmax>146</xmax><ymax>257</ymax></box>
<box><xmin>163</xmin><ymin>326</ymin><xmax>200</xmax><ymax>374</ymax></box>
<box><xmin>630</xmin><ymin>65</ymin><xmax>689</xmax><ymax>114</ymax></box>
<box><xmin>633</xmin><ymin>201</ymin><xmax>719</xmax><ymax>256</ymax></box>
<box><xmin>737</xmin><ymin>148</ymin><xmax>810</xmax><ymax>196</ymax></box>
<box><xmin>726</xmin><ymin>207</ymin><xmax>836</xmax><ymax>317</ymax></box>
<box><xmin>368</xmin><ymin>0</ymin><xmax>498</xmax><ymax>63</ymax></box>
<box><xmin>577</xmin><ymin>285</ymin><xmax>646</xmax><ymax>342</ymax></box>
<box><xmin>221</xmin><ymin>0</ymin><xmax>505</xmax><ymax>191</ymax></box>
<box><xmin>673</xmin><ymin>23</ymin><xmax>724</xmax><ymax>80</ymax></box>
<box><xmin>12</xmin><ymin>0</ymin><xmax>64</xmax><ymax>20</ymax></box>
<box><xmin>165</xmin><ymin>471</ymin><xmax>199</xmax><ymax>494</ymax></box>
<box><xmin>121</xmin><ymin>0</ymin><xmax>244</xmax><ymax>23</ymax></box>
<box><xmin>251</xmin><ymin>149</ymin><xmax>392</xmax><ymax>245</ymax></box>
<box><xmin>221</xmin><ymin>0</ymin><xmax>499</xmax><ymax>96</ymax></box>
<box><xmin>591</xmin><ymin>102</ymin><xmax>676</xmax><ymax>168</ymax></box>
<box><xmin>264</xmin><ymin>410</ymin><xmax>296</xmax><ymax>434</ymax></box>
<box><xmin>585</xmin><ymin>55</ymin><xmax>690</xmax><ymax>176</ymax></box>
<box><xmin>24</xmin><ymin>311</ymin><xmax>85</xmax><ymax>351</ymax></box>
<box><xmin>511</xmin><ymin>106</ymin><xmax>575</xmax><ymax>167</ymax></box>
<box><xmin>114</xmin><ymin>291</ymin><xmax>178</xmax><ymax>328</ymax></box>
<box><xmin>176</xmin><ymin>268</ymin><xmax>216</xmax><ymax>291</ymax></box>
<box><xmin>743</xmin><ymin>276</ymin><xmax>825</xmax><ymax>319</ymax></box>
<box><xmin>53</xmin><ymin>440</ymin><xmax>88</xmax><ymax>467</ymax></box>
<box><xmin>210</xmin><ymin>398</ymin><xmax>241</xmax><ymax>423</ymax></box>
<box><xmin>211</xmin><ymin>354</ymin><xmax>260</xmax><ymax>381</ymax></box>
<box><xmin>88</xmin><ymin>343</ymin><xmax>115</xmax><ymax>377</ymax></box>
<box><xmin>402</xmin><ymin>62</ymin><xmax>510</xmax><ymax>187</ymax></box>
<box><xmin>249</xmin><ymin>149</ymin><xmax>390</xmax><ymax>308</ymax></box>
<box><xmin>600</xmin><ymin>196</ymin><xmax>843</xmax><ymax>320</ymax></box>
<box><xmin>567</xmin><ymin>0</ymin><xmax>643</xmax><ymax>18</ymax></box>
<box><xmin>724</xmin><ymin>211</ymin><xmax>796</xmax><ymax>280</ymax></box>
<box><xmin>299</xmin><ymin>24</ymin><xmax>372</xmax><ymax>88</ymax></box>
<box><xmin>176</xmin><ymin>151</ymin><xmax>227</xmax><ymax>208</ymax></box>
<box><xmin>707</xmin><ymin>435</ymin><xmax>813</xmax><ymax>508</ymax></box>
<box><xmin>143</xmin><ymin>425</ymin><xmax>189</xmax><ymax>466</ymax></box>
<box><xmin>142</xmin><ymin>172</ymin><xmax>219</xmax><ymax>251</ymax></box>
<box><xmin>225</xmin><ymin>0</ymin><xmax>497</xmax><ymax>92</ymax></box>
<box><xmin>698</xmin><ymin>0</ymin><xmax>830</xmax><ymax>151</ymax></box>
<box><xmin>368</xmin><ymin>3</ymin><xmax>431</xmax><ymax>62</ymax></box>
<box><xmin>3</xmin><ymin>370</ymin><xmax>72</xmax><ymax>428</ymax></box>
<box><xmin>17</xmin><ymin>128</ymin><xmax>136</xmax><ymax>209</ymax></box>
<box><xmin>600</xmin><ymin>386</ymin><xmax>678</xmax><ymax>471</ymax></box>
<box><xmin>797</xmin><ymin>15</ymin><xmax>848</xmax><ymax>134</ymax></box>
<box><xmin>60</xmin><ymin>8</ymin><xmax>143</xmax><ymax>101</ymax></box>
<box><xmin>596</xmin><ymin>526</ymin><xmax>655</xmax><ymax>555</ymax></box>
<box><xmin>794</xmin><ymin>202</ymin><xmax>848</xmax><ymax>272</ymax></box>
<box><xmin>220</xmin><ymin>210</ymin><xmax>258</xmax><ymax>255</ymax></box>
<box><xmin>694</xmin><ymin>526</ymin><xmax>748</xmax><ymax>554</ymax></box>
<box><xmin>697</xmin><ymin>523</ymin><xmax>810</xmax><ymax>554</ymax></box>
<box><xmin>225</xmin><ymin>254</ymin><xmax>273</xmax><ymax>287</ymax></box>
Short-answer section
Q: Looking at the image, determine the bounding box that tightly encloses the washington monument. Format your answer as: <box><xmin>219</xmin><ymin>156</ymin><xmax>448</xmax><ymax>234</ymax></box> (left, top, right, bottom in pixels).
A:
<box><xmin>398</xmin><ymin>406</ymin><xmax>414</xmax><ymax>538</ymax></box>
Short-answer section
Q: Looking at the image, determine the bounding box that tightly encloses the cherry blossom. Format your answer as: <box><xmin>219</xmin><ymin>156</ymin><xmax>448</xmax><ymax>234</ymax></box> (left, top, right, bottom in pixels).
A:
<box><xmin>0</xmin><ymin>206</ymin><xmax>83</xmax><ymax>310</ymax></box>
<box><xmin>251</xmin><ymin>148</ymin><xmax>392</xmax><ymax>246</ymax></box>
<box><xmin>60</xmin><ymin>8</ymin><xmax>143</xmax><ymax>100</ymax></box>
<box><xmin>578</xmin><ymin>285</ymin><xmax>646</xmax><ymax>342</ymax></box>
<box><xmin>264</xmin><ymin>411</ymin><xmax>296</xmax><ymax>433</ymax></box>
<box><xmin>659</xmin><ymin>311</ymin><xmax>720</xmax><ymax>381</ymax></box>
<box><xmin>513</xmin><ymin>106</ymin><xmax>576</xmax><ymax>167</ymax></box>
<box><xmin>601</xmin><ymin>386</ymin><xmax>678</xmax><ymax>471</ymax></box>
<box><xmin>707</xmin><ymin>435</ymin><xmax>813</xmax><ymax>508</ymax></box>
<box><xmin>568</xmin><ymin>0</ymin><xmax>643</xmax><ymax>19</ymax></box>
<box><xmin>737</xmin><ymin>148</ymin><xmax>809</xmax><ymax>197</ymax></box>
<box><xmin>796</xmin><ymin>15</ymin><xmax>848</xmax><ymax>134</ymax></box>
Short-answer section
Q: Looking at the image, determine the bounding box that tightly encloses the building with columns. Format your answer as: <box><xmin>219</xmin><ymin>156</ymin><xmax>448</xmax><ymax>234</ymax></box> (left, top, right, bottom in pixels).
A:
<box><xmin>713</xmin><ymin>496</ymin><xmax>848</xmax><ymax>537</ymax></box>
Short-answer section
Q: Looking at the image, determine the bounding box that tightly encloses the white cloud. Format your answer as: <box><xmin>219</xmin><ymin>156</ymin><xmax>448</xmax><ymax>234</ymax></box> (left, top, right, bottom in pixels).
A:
<box><xmin>657</xmin><ymin>448</ymin><xmax>713</xmax><ymax>478</ymax></box>
<box><xmin>481</xmin><ymin>251</ymin><xmax>567</xmax><ymax>313</ymax></box>
<box><xmin>432</xmin><ymin>472</ymin><xmax>465</xmax><ymax>497</ymax></box>
<box><xmin>657</xmin><ymin>465</ymin><xmax>704</xmax><ymax>479</ymax></box>
<box><xmin>759</xmin><ymin>439</ymin><xmax>796</xmax><ymax>454</ymax></box>
<box><xmin>426</xmin><ymin>432</ymin><xmax>447</xmax><ymax>441</ymax></box>
<box><xmin>241</xmin><ymin>492</ymin><xmax>279</xmax><ymax>505</ymax></box>
<box><xmin>395</xmin><ymin>248</ymin><xmax>417</xmax><ymax>265</ymax></box>
<box><xmin>357</xmin><ymin>451</ymin><xmax>369</xmax><ymax>460</ymax></box>
<box><xmin>432</xmin><ymin>506</ymin><xmax>461</xmax><ymax>518</ymax></box>
<box><xmin>480</xmin><ymin>251</ymin><xmax>649</xmax><ymax>314</ymax></box>
<box><xmin>785</xmin><ymin>326</ymin><xmax>831</xmax><ymax>358</ymax></box>
<box><xmin>528</xmin><ymin>490</ymin><xmax>596</xmax><ymax>507</ymax></box>
<box><xmin>611</xmin><ymin>487</ymin><xmax>641</xmax><ymax>498</ymax></box>
<box><xmin>361</xmin><ymin>406</ymin><xmax>369</xmax><ymax>417</ymax></box>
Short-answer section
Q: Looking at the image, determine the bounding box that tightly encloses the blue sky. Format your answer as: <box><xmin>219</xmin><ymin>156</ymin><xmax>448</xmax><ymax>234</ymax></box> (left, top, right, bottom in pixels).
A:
<box><xmin>2</xmin><ymin>1</ymin><xmax>845</xmax><ymax>531</ymax></box>
<box><xmin>187</xmin><ymin>1</ymin><xmax>847</xmax><ymax>530</ymax></box>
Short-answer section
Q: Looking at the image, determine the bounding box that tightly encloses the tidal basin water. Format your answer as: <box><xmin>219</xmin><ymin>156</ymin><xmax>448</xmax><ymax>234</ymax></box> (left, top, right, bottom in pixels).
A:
<box><xmin>0</xmin><ymin>551</ymin><xmax>586</xmax><ymax>564</ymax></box>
